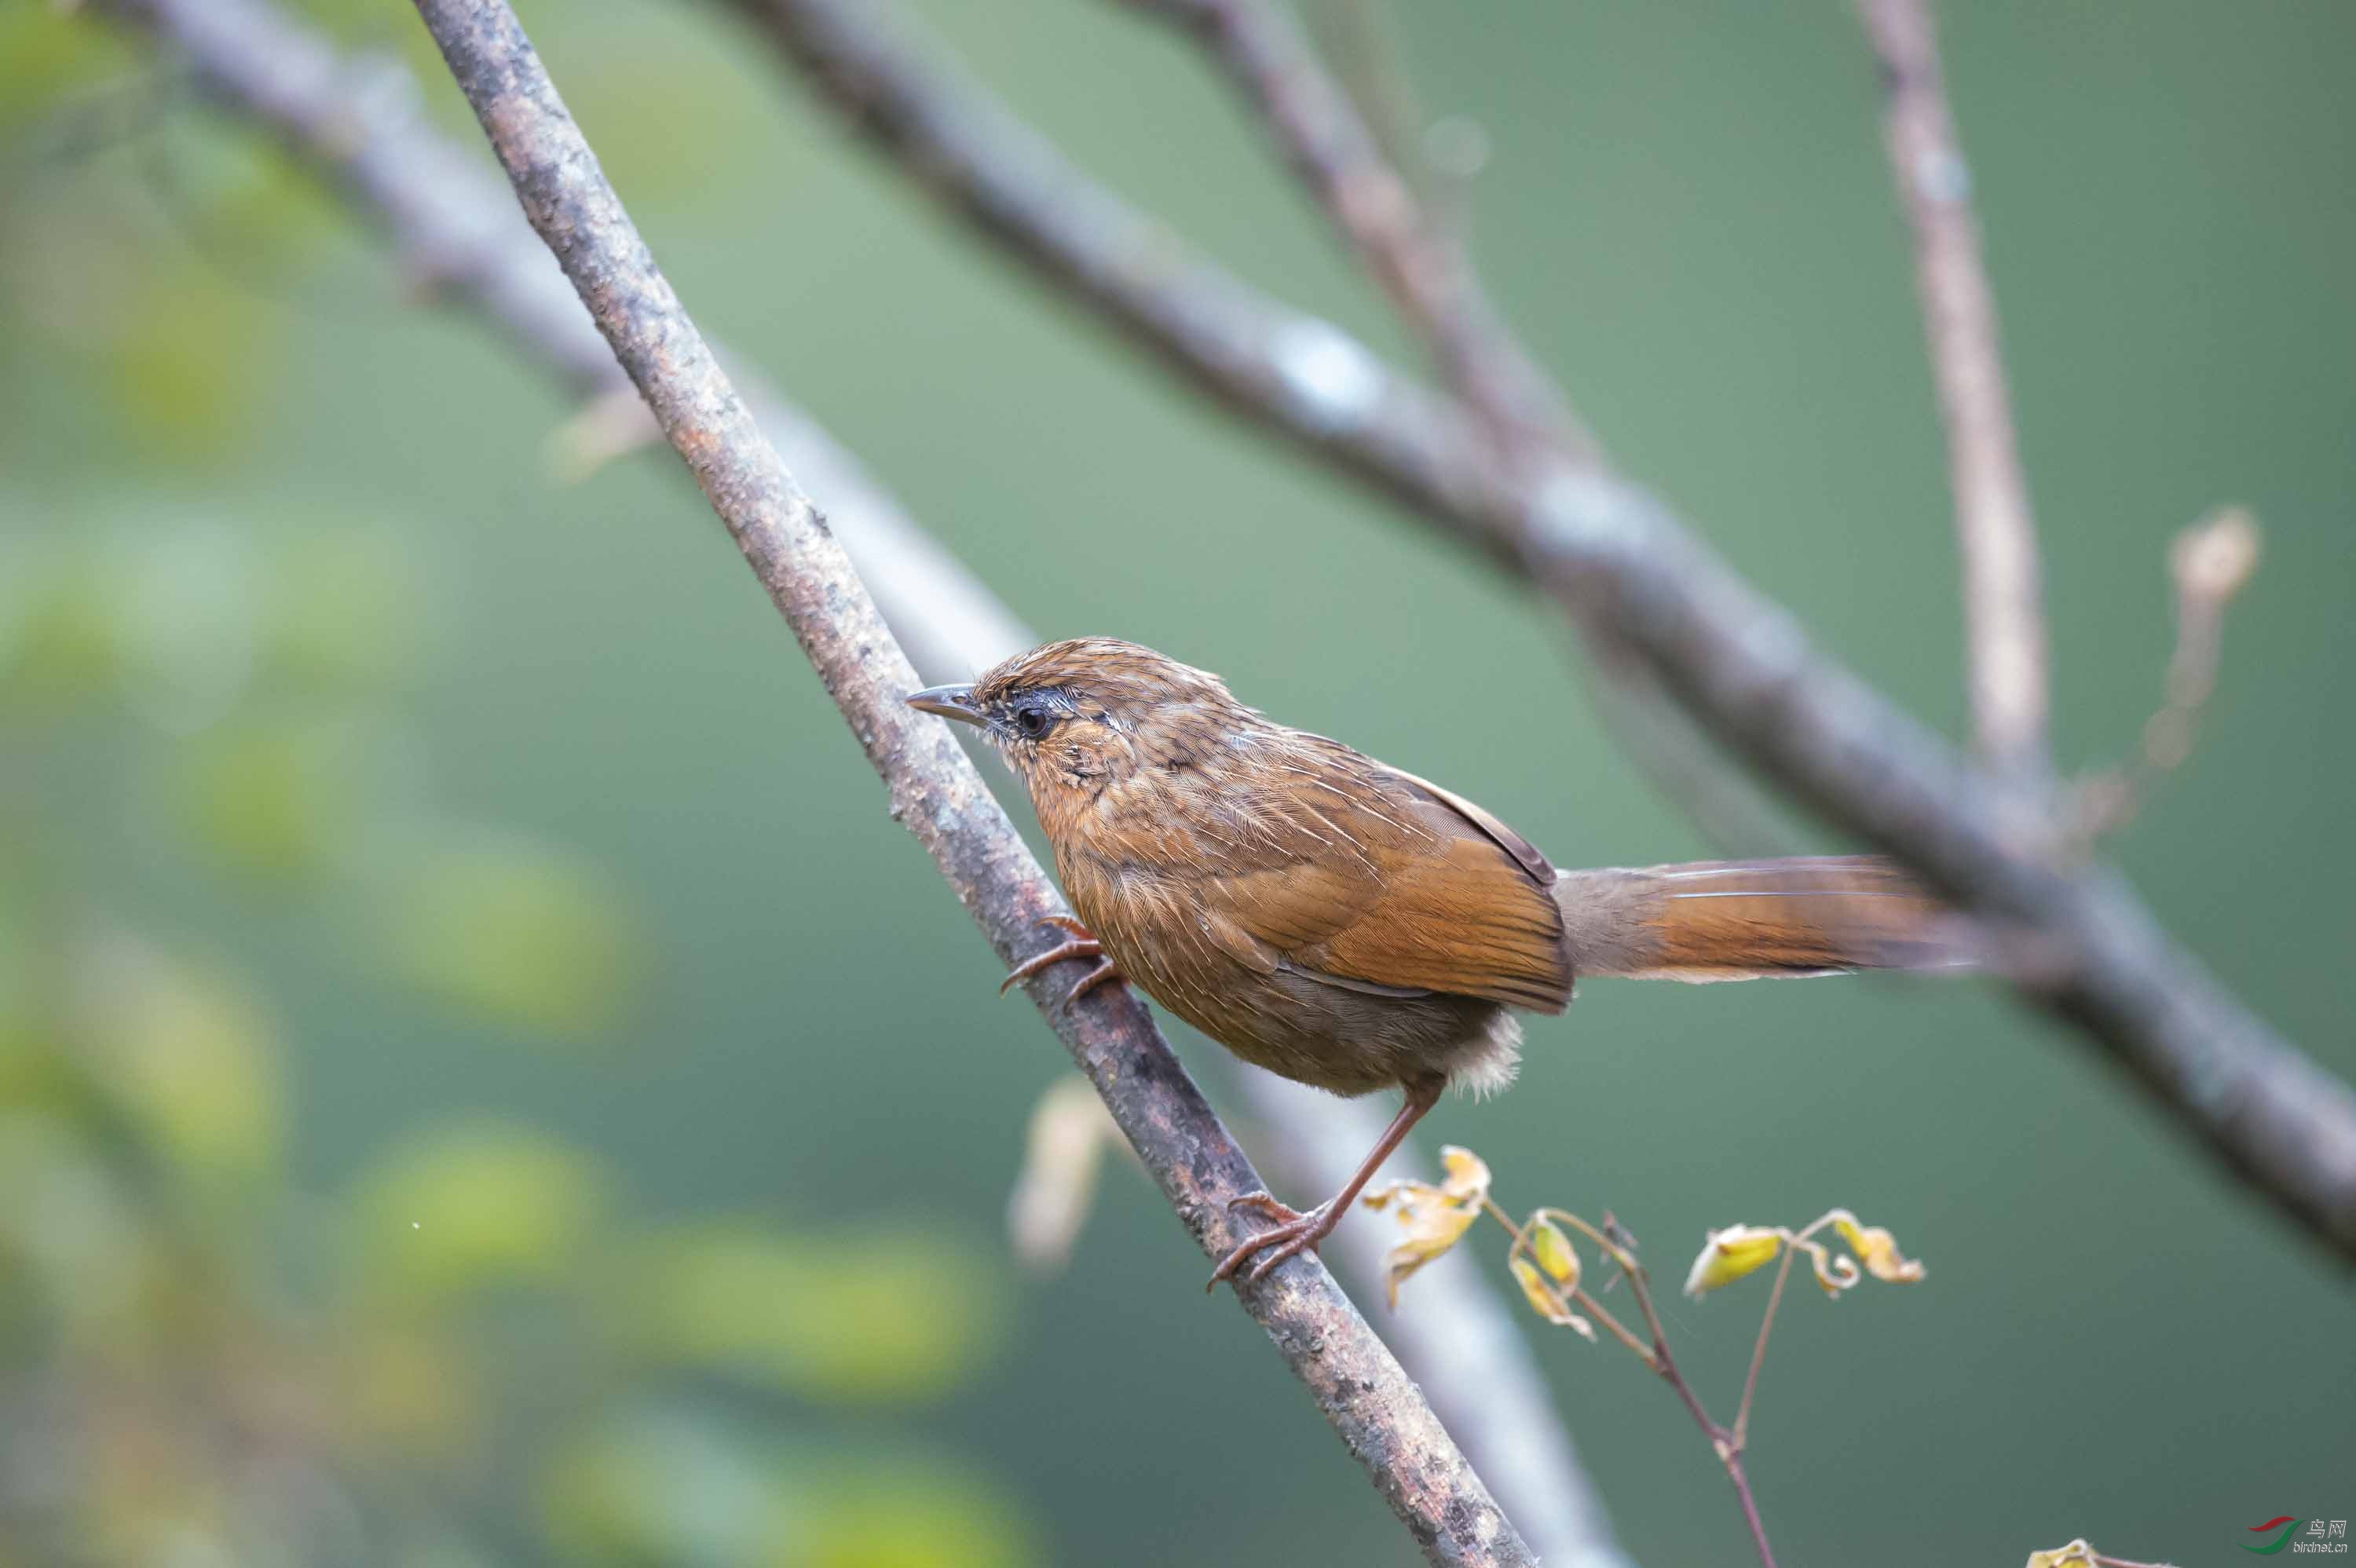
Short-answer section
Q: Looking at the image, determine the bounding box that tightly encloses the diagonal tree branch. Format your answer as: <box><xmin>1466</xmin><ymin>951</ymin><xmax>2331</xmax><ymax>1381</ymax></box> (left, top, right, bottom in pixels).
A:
<box><xmin>717</xmin><ymin>0</ymin><xmax>2356</xmax><ymax>1267</ymax></box>
<box><xmin>392</xmin><ymin>0</ymin><xmax>1542</xmax><ymax>1560</ymax></box>
<box><xmin>1859</xmin><ymin>0</ymin><xmax>2051</xmax><ymax>782</ymax></box>
<box><xmin>1122</xmin><ymin>0</ymin><xmax>1593</xmax><ymax>466</ymax></box>
<box><xmin>82</xmin><ymin>0</ymin><xmax>1632</xmax><ymax>1556</ymax></box>
<box><xmin>721</xmin><ymin>0</ymin><xmax>1513</xmax><ymax>554</ymax></box>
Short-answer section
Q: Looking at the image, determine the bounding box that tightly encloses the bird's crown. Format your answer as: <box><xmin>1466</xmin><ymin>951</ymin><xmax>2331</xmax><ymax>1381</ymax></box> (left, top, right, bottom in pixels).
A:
<box><xmin>973</xmin><ymin>638</ymin><xmax>1245</xmax><ymax>719</ymax></box>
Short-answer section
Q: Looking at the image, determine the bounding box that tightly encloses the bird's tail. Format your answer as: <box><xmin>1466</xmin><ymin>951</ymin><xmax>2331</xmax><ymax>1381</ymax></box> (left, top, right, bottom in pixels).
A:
<box><xmin>1552</xmin><ymin>856</ymin><xmax>1966</xmax><ymax>982</ymax></box>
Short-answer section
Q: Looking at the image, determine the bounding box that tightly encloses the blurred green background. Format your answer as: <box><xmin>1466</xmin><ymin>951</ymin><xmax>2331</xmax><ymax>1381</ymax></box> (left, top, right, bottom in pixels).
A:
<box><xmin>4</xmin><ymin>0</ymin><xmax>2352</xmax><ymax>1563</ymax></box>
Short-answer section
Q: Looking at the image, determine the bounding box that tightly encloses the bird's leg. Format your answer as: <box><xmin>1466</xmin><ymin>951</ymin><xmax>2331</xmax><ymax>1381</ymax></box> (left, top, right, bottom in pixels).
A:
<box><xmin>1000</xmin><ymin>914</ymin><xmax>1125</xmax><ymax>1006</ymax></box>
<box><xmin>1208</xmin><ymin>1076</ymin><xmax>1445</xmax><ymax>1292</ymax></box>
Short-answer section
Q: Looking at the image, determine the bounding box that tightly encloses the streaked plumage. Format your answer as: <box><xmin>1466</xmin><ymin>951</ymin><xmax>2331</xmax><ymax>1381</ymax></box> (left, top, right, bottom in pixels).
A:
<box><xmin>909</xmin><ymin>638</ymin><xmax>1960</xmax><ymax>1286</ymax></box>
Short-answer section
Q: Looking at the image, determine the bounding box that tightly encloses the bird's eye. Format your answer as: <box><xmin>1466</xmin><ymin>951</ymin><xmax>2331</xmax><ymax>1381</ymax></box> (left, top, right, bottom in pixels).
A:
<box><xmin>1012</xmin><ymin>704</ymin><xmax>1052</xmax><ymax>739</ymax></box>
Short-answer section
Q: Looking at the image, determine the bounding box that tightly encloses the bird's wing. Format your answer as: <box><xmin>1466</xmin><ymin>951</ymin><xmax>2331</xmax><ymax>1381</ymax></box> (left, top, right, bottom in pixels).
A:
<box><xmin>1200</xmin><ymin>737</ymin><xmax>1572</xmax><ymax>1014</ymax></box>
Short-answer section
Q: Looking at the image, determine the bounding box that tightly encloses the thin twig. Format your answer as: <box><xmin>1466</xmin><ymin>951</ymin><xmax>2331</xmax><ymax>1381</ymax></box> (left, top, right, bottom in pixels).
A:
<box><xmin>393</xmin><ymin>1</ymin><xmax>1536</xmax><ymax>1560</ymax></box>
<box><xmin>1124</xmin><ymin>0</ymin><xmax>1590</xmax><ymax>467</ymax></box>
<box><xmin>1607</xmin><ymin>1243</ymin><xmax>1777</xmax><ymax>1568</ymax></box>
<box><xmin>2074</xmin><ymin>508</ymin><xmax>2260</xmax><ymax>839</ymax></box>
<box><xmin>1476</xmin><ymin>1195</ymin><xmax>1776</xmax><ymax>1564</ymax></box>
<box><xmin>1300</xmin><ymin>0</ymin><xmax>1437</xmax><ymax>216</ymax></box>
<box><xmin>1250</xmin><ymin>1080</ymin><xmax>1636</xmax><ymax>1566</ymax></box>
<box><xmin>1732</xmin><ymin>1243</ymin><xmax>1797</xmax><ymax>1452</ymax></box>
<box><xmin>85</xmin><ymin>1</ymin><xmax>1628</xmax><ymax>1556</ymax></box>
<box><xmin>1477</xmin><ymin>1197</ymin><xmax>1651</xmax><ymax>1363</ymax></box>
<box><xmin>722</xmin><ymin>0</ymin><xmax>2356</xmax><ymax>1270</ymax></box>
<box><xmin>1859</xmin><ymin>0</ymin><xmax>2050</xmax><ymax>781</ymax></box>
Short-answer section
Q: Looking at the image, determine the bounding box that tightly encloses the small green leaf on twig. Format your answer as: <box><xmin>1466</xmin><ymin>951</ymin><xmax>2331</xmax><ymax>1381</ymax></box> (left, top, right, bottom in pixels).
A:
<box><xmin>1528</xmin><ymin>1213</ymin><xmax>1579</xmax><ymax>1288</ymax></box>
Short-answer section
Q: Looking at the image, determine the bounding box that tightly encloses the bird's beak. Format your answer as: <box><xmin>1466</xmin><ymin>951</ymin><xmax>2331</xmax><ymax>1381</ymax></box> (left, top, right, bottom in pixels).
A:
<box><xmin>905</xmin><ymin>682</ymin><xmax>986</xmax><ymax>726</ymax></box>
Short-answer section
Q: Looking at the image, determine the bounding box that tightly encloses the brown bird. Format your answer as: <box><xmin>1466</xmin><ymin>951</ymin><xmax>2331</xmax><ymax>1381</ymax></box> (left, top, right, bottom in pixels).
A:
<box><xmin>908</xmin><ymin>638</ymin><xmax>1958</xmax><ymax>1290</ymax></box>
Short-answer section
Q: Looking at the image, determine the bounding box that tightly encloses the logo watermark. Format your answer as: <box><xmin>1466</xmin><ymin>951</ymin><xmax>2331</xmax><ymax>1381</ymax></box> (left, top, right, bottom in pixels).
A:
<box><xmin>2242</xmin><ymin>1519</ymin><xmax>2348</xmax><ymax>1555</ymax></box>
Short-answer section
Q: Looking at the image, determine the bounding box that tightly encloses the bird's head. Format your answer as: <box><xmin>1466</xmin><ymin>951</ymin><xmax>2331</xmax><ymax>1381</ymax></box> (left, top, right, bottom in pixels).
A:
<box><xmin>905</xmin><ymin>638</ymin><xmax>1260</xmax><ymax>814</ymax></box>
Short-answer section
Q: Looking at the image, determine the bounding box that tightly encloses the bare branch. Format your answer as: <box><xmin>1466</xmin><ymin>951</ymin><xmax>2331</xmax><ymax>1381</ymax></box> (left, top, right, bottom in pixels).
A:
<box><xmin>719</xmin><ymin>0</ymin><xmax>2356</xmax><ymax>1266</ymax></box>
<box><xmin>1573</xmin><ymin>624</ymin><xmax>1806</xmax><ymax>858</ymax></box>
<box><xmin>720</xmin><ymin>0</ymin><xmax>1523</xmax><ymax>553</ymax></box>
<box><xmin>1859</xmin><ymin>0</ymin><xmax>2051</xmax><ymax>780</ymax></box>
<box><xmin>1123</xmin><ymin>0</ymin><xmax>1591</xmax><ymax>466</ymax></box>
<box><xmin>86</xmin><ymin>0</ymin><xmax>1632</xmax><ymax>1555</ymax></box>
<box><xmin>374</xmin><ymin>0</ymin><xmax>1542</xmax><ymax>1559</ymax></box>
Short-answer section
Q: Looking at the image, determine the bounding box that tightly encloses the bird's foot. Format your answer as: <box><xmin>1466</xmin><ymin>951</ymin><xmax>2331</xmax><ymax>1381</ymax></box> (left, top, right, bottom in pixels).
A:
<box><xmin>1206</xmin><ymin>1192</ymin><xmax>1338</xmax><ymax>1291</ymax></box>
<box><xmin>1000</xmin><ymin>915</ymin><xmax>1125</xmax><ymax>1007</ymax></box>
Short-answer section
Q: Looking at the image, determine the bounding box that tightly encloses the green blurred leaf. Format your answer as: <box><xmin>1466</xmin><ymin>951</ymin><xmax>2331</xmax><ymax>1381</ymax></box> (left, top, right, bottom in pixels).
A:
<box><xmin>175</xmin><ymin>712</ymin><xmax>370</xmax><ymax>886</ymax></box>
<box><xmin>1528</xmin><ymin>1214</ymin><xmax>1579</xmax><ymax>1287</ymax></box>
<box><xmin>382</xmin><ymin>832</ymin><xmax>644</xmax><ymax>1042</ymax></box>
<box><xmin>146</xmin><ymin>119</ymin><xmax>344</xmax><ymax>265</ymax></box>
<box><xmin>101</xmin><ymin>264</ymin><xmax>276</xmax><ymax>463</ymax></box>
<box><xmin>344</xmin><ymin>1320</ymin><xmax>477</xmax><ymax>1458</ymax></box>
<box><xmin>0</xmin><ymin>534</ymin><xmax>128</xmax><ymax>711</ymax></box>
<box><xmin>78</xmin><ymin>933</ymin><xmax>283</xmax><ymax>1186</ymax></box>
<box><xmin>357</xmin><ymin>1118</ymin><xmax>605</xmax><ymax>1300</ymax></box>
<box><xmin>634</xmin><ymin>1221</ymin><xmax>1009</xmax><ymax>1405</ymax></box>
<box><xmin>794</xmin><ymin>1464</ymin><xmax>1037</xmax><ymax>1568</ymax></box>
<box><xmin>0</xmin><ymin>890</ymin><xmax>35</xmax><ymax>1084</ymax></box>
<box><xmin>2</xmin><ymin>515</ymin><xmax>277</xmax><ymax>724</ymax></box>
<box><xmin>261</xmin><ymin>525</ymin><xmax>424</xmax><ymax>691</ymax></box>
<box><xmin>540</xmin><ymin>1409</ymin><xmax>1039</xmax><ymax>1568</ymax></box>
<box><xmin>0</xmin><ymin>1110</ymin><xmax>154</xmax><ymax>1347</ymax></box>
<box><xmin>540</xmin><ymin>1409</ymin><xmax>785</xmax><ymax>1568</ymax></box>
<box><xmin>115</xmin><ymin>517</ymin><xmax>261</xmax><ymax>728</ymax></box>
<box><xmin>0</xmin><ymin>4</ymin><xmax>135</xmax><ymax>133</ymax></box>
<box><xmin>284</xmin><ymin>0</ymin><xmax>478</xmax><ymax>119</ymax></box>
<box><xmin>554</xmin><ymin>32</ymin><xmax>780</xmax><ymax>211</ymax></box>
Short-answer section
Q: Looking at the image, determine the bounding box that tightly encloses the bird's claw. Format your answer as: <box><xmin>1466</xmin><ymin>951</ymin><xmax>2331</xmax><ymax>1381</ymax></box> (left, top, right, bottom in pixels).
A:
<box><xmin>1000</xmin><ymin>916</ymin><xmax>1125</xmax><ymax>1006</ymax></box>
<box><xmin>1224</xmin><ymin>1191</ymin><xmax>1301</xmax><ymax>1223</ymax></box>
<box><xmin>1206</xmin><ymin>1193</ymin><xmax>1336</xmax><ymax>1291</ymax></box>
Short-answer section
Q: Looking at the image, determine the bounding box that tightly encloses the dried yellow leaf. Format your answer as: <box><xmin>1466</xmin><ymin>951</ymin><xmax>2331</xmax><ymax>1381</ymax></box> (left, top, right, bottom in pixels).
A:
<box><xmin>1374</xmin><ymin>1190</ymin><xmax>1480</xmax><ymax>1309</ymax></box>
<box><xmin>1362</xmin><ymin>1149</ymin><xmax>1494</xmax><ymax>1307</ymax></box>
<box><xmin>1829</xmin><ymin>1212</ymin><xmax>1926</xmax><ymax>1285</ymax></box>
<box><xmin>1360</xmin><ymin>1178</ymin><xmax>1438</xmax><ymax>1214</ymax></box>
<box><xmin>2024</xmin><ymin>1541</ymin><xmax>2098</xmax><ymax>1568</ymax></box>
<box><xmin>1797</xmin><ymin>1237</ymin><xmax>1859</xmax><ymax>1296</ymax></box>
<box><xmin>1006</xmin><ymin>1076</ymin><xmax>1119</xmax><ymax>1274</ymax></box>
<box><xmin>1436</xmin><ymin>1145</ymin><xmax>1492</xmax><ymax>1204</ymax></box>
<box><xmin>1682</xmin><ymin>1224</ymin><xmax>1784</xmax><ymax>1299</ymax></box>
<box><xmin>1509</xmin><ymin>1255</ymin><xmax>1597</xmax><ymax>1340</ymax></box>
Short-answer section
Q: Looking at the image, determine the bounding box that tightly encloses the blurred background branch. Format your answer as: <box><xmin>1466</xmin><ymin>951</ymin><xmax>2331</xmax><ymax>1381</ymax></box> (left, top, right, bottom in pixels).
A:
<box><xmin>1859</xmin><ymin>0</ymin><xmax>2051</xmax><ymax>784</ymax></box>
<box><xmin>1123</xmin><ymin>0</ymin><xmax>1594</xmax><ymax>466</ymax></box>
